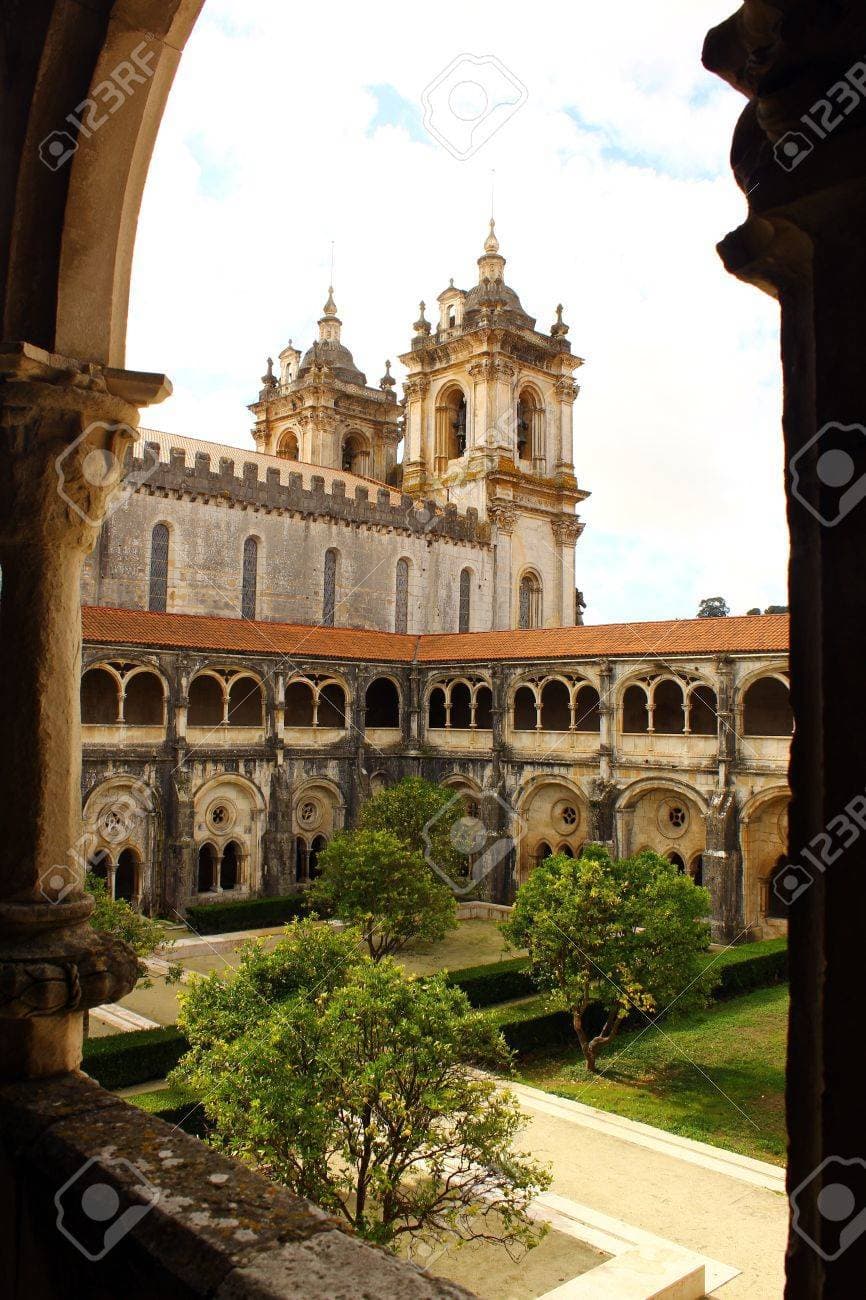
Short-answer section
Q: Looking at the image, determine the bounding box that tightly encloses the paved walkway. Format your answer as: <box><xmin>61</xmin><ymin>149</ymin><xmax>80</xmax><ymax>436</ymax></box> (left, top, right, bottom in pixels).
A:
<box><xmin>512</xmin><ymin>1081</ymin><xmax>788</xmax><ymax>1298</ymax></box>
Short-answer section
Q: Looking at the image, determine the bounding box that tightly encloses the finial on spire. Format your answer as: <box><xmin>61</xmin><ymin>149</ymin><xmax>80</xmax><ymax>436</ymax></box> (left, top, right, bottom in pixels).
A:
<box><xmin>261</xmin><ymin>356</ymin><xmax>277</xmax><ymax>389</ymax></box>
<box><xmin>484</xmin><ymin>217</ymin><xmax>499</xmax><ymax>254</ymax></box>
<box><xmin>323</xmin><ymin>286</ymin><xmax>338</xmax><ymax>317</ymax></box>
<box><xmin>380</xmin><ymin>359</ymin><xmax>396</xmax><ymax>390</ymax></box>
<box><xmin>550</xmin><ymin>303</ymin><xmax>569</xmax><ymax>338</ymax></box>
<box><xmin>413</xmin><ymin>301</ymin><xmax>431</xmax><ymax>336</ymax></box>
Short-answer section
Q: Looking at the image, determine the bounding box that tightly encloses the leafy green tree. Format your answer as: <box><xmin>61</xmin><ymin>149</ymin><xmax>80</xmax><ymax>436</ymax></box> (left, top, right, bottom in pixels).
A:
<box><xmin>696</xmin><ymin>596</ymin><xmax>730</xmax><ymax>618</ymax></box>
<box><xmin>502</xmin><ymin>848</ymin><xmax>713</xmax><ymax>1072</ymax></box>
<box><xmin>173</xmin><ymin>940</ymin><xmax>550</xmax><ymax>1253</ymax></box>
<box><xmin>176</xmin><ymin>918</ymin><xmax>364</xmax><ymax>1069</ymax></box>
<box><xmin>309</xmin><ymin>828</ymin><xmax>457</xmax><ymax>959</ymax></box>
<box><xmin>86</xmin><ymin>871</ymin><xmax>177</xmax><ymax>981</ymax></box>
<box><xmin>359</xmin><ymin>775</ymin><xmax>469</xmax><ymax>881</ymax></box>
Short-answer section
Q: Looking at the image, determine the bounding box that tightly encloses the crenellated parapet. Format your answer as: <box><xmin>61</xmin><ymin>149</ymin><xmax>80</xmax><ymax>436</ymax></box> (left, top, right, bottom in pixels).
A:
<box><xmin>133</xmin><ymin>442</ymin><xmax>490</xmax><ymax>545</ymax></box>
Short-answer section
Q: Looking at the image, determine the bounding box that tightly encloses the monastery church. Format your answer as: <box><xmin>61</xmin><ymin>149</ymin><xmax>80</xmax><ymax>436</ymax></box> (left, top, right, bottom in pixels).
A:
<box><xmin>78</xmin><ymin>223</ymin><xmax>792</xmax><ymax>942</ymax></box>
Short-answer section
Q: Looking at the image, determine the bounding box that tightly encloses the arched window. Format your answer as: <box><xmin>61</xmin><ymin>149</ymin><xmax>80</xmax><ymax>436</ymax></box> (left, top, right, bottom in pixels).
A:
<box><xmin>428</xmin><ymin>687</ymin><xmax>447</xmax><ymax>729</ymax></box>
<box><xmin>188</xmin><ymin>675</ymin><xmax>224</xmax><ymax>726</ymax></box>
<box><xmin>220</xmin><ymin>841</ymin><xmax>240</xmax><ymax>891</ymax></box>
<box><xmin>242</xmin><ymin>537</ymin><xmax>258</xmax><ymax>620</ymax></box>
<box><xmin>148</xmin><ymin>523</ymin><xmax>169</xmax><ymax>612</ymax></box>
<box><xmin>395</xmin><ymin>558</ymin><xmax>409</xmax><ymax>634</ymax></box>
<box><xmin>540</xmin><ymin>680</ymin><xmax>571</xmax><ymax>730</ymax></box>
<box><xmin>518</xmin><ymin>573</ymin><xmax>542</xmax><ymax>629</ymax></box>
<box><xmin>323</xmin><ymin>548</ymin><xmax>338</xmax><ymax>627</ymax></box>
<box><xmin>81</xmin><ymin>668</ymin><xmax>119</xmax><ymax>724</ymax></box>
<box><xmin>123</xmin><ymin>671</ymin><xmax>164</xmax><ymax>725</ymax></box>
<box><xmin>365</xmin><ymin>678</ymin><xmax>400</xmax><ymax>728</ymax></box>
<box><xmin>514</xmin><ymin>685</ymin><xmax>538</xmax><ymax>730</ymax></box>
<box><xmin>285</xmin><ymin>680</ymin><xmax>315</xmax><ymax>726</ymax></box>
<box><xmin>534</xmin><ymin>841</ymin><xmax>552</xmax><ymax>866</ymax></box>
<box><xmin>115</xmin><ymin>847</ymin><xmax>139</xmax><ymax>902</ymax></box>
<box><xmin>450</xmin><ymin>683</ymin><xmax>472</xmax><ymax>729</ymax></box>
<box><xmin>516</xmin><ymin>388</ymin><xmax>542</xmax><ymax>464</ymax></box>
<box><xmin>743</xmin><ymin>677</ymin><xmax>793</xmax><ymax>736</ymax></box>
<box><xmin>767</xmin><ymin>855</ymin><xmax>793</xmax><ymax>918</ymax></box>
<box><xmin>435</xmin><ymin>387</ymin><xmax>468</xmax><ymax>469</ymax></box>
<box><xmin>318</xmin><ymin>682</ymin><xmax>347</xmax><ymax>728</ymax></box>
<box><xmin>653</xmin><ymin>680</ymin><xmax>686</xmax><ymax>734</ymax></box>
<box><xmin>475</xmin><ymin>686</ymin><xmax>493</xmax><ymax>729</ymax></box>
<box><xmin>227</xmin><ymin>677</ymin><xmax>263</xmax><ymax>726</ymax></box>
<box><xmin>458</xmin><ymin>568</ymin><xmax>472</xmax><ymax>633</ymax></box>
<box><xmin>668</xmin><ymin>852</ymin><xmax>686</xmax><ymax>874</ymax></box>
<box><xmin>295</xmin><ymin>837</ymin><xmax>308</xmax><ymax>883</ymax></box>
<box><xmin>691</xmin><ymin>855</ymin><xmax>704</xmax><ymax>887</ymax></box>
<box><xmin>574</xmin><ymin>685</ymin><xmax>601</xmax><ymax>732</ymax></box>
<box><xmin>309</xmin><ymin>835</ymin><xmax>328</xmax><ymax>880</ymax></box>
<box><xmin>342</xmin><ymin>434</ymin><xmax>368</xmax><ymax>475</ymax></box>
<box><xmin>197</xmin><ymin>843</ymin><xmax>217</xmax><ymax>893</ymax></box>
<box><xmin>278</xmin><ymin>430</ymin><xmax>299</xmax><ymax>460</ymax></box>
<box><xmin>87</xmin><ymin>850</ymin><xmax>111</xmax><ymax>883</ymax></box>
<box><xmin>688</xmin><ymin>685</ymin><xmax>717</xmax><ymax>735</ymax></box>
<box><xmin>622</xmin><ymin>685</ymin><xmax>649</xmax><ymax>733</ymax></box>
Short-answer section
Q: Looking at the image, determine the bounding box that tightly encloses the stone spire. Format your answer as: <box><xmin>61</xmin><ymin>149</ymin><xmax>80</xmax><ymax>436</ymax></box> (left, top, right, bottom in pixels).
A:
<box><xmin>550</xmin><ymin>303</ymin><xmax>569</xmax><ymax>338</ymax></box>
<box><xmin>477</xmin><ymin>218</ymin><xmax>506</xmax><ymax>284</ymax></box>
<box><xmin>413</xmin><ymin>301</ymin><xmax>431</xmax><ymax>336</ymax></box>
<box><xmin>318</xmin><ymin>287</ymin><xmax>341</xmax><ymax>343</ymax></box>
<box><xmin>379</xmin><ymin>359</ymin><xmax>396</xmax><ymax>391</ymax></box>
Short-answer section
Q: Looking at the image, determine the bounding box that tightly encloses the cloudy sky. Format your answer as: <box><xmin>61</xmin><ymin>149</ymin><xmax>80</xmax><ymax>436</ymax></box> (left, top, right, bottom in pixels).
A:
<box><xmin>126</xmin><ymin>0</ymin><xmax>788</xmax><ymax>625</ymax></box>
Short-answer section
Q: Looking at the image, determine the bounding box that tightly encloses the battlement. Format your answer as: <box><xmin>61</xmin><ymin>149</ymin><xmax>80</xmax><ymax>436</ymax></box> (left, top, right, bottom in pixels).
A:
<box><xmin>134</xmin><ymin>441</ymin><xmax>489</xmax><ymax>545</ymax></box>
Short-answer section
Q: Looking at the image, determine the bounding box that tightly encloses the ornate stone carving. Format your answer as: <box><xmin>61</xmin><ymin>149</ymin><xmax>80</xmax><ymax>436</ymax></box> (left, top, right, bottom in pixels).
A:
<box><xmin>488</xmin><ymin>501</ymin><xmax>517</xmax><ymax>534</ymax></box>
<box><xmin>553</xmin><ymin>377</ymin><xmax>579</xmax><ymax>401</ymax></box>
<box><xmin>551</xmin><ymin>515</ymin><xmax>584</xmax><ymax>545</ymax></box>
<box><xmin>403</xmin><ymin>377</ymin><xmax>430</xmax><ymax>401</ymax></box>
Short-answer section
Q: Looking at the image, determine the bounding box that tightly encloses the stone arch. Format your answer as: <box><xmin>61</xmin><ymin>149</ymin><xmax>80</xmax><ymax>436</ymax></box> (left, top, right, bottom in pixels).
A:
<box><xmin>341</xmin><ymin>430</ymin><xmax>370</xmax><ymax>475</ymax></box>
<box><xmin>428</xmin><ymin>685</ymin><xmax>447</xmax><ymax>729</ymax></box>
<box><xmin>513</xmin><ymin>683</ymin><xmax>539</xmax><ymax>731</ymax></box>
<box><xmin>441</xmin><ymin>773</ymin><xmax>483</xmax><ymax>818</ymax></box>
<box><xmin>516</xmin><ymin>382</ymin><xmax>545</xmax><ymax>464</ymax></box>
<box><xmin>226</xmin><ymin>673</ymin><xmax>264</xmax><ymax>727</ymax></box>
<box><xmin>192</xmin><ymin>773</ymin><xmax>265</xmax><ymax>899</ymax></box>
<box><xmin>540</xmin><ymin>677</ymin><xmax>571</xmax><ymax>730</ymax></box>
<box><xmin>742</xmin><ymin>674</ymin><xmax>793</xmax><ymax>737</ymax></box>
<box><xmin>515</xmin><ymin>776</ymin><xmax>588</xmax><ymax>881</ymax></box>
<box><xmin>81</xmin><ymin>665</ymin><xmax>121</xmax><ymax>724</ymax></box>
<box><xmin>740</xmin><ymin>786</ymin><xmax>791</xmax><ymax>935</ymax></box>
<box><xmin>285</xmin><ymin>678</ymin><xmax>315</xmax><ymax>727</ymax></box>
<box><xmin>188</xmin><ymin>670</ymin><xmax>226</xmax><ymax>726</ymax></box>
<box><xmin>292</xmin><ymin>779</ymin><xmax>344</xmax><ymax>880</ymax></box>
<box><xmin>651</xmin><ymin>677</ymin><xmax>686</xmax><ymax>734</ymax></box>
<box><xmin>687</xmin><ymin>683</ymin><xmax>718</xmax><ymax>735</ymax></box>
<box><xmin>365</xmin><ymin>677</ymin><xmax>401</xmax><ymax>729</ymax></box>
<box><xmin>122</xmin><ymin>667</ymin><xmax>166</xmax><ymax>725</ymax></box>
<box><xmin>574</xmin><ymin>683</ymin><xmax>601</xmax><ymax>732</ymax></box>
<box><xmin>616</xmin><ymin>779</ymin><xmax>707</xmax><ymax>865</ymax></box>
<box><xmin>278</xmin><ymin>429</ymin><xmax>299</xmax><ymax>460</ymax></box>
<box><xmin>115</xmin><ymin>846</ymin><xmax>140</xmax><ymax>902</ymax></box>
<box><xmin>434</xmin><ymin>382</ymin><xmax>468</xmax><ymax>467</ymax></box>
<box><xmin>621</xmin><ymin>681</ymin><xmax>650</xmax><ymax>733</ymax></box>
<box><xmin>82</xmin><ymin>775</ymin><xmax>159</xmax><ymax>906</ymax></box>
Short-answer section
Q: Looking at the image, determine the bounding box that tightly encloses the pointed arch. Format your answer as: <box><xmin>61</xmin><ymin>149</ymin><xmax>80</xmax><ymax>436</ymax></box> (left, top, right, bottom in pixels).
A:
<box><xmin>518</xmin><ymin>571</ymin><xmax>542</xmax><ymax>629</ymax></box>
<box><xmin>395</xmin><ymin>557</ymin><xmax>410</xmax><ymax>634</ymax></box>
<box><xmin>458</xmin><ymin>567</ymin><xmax>472</xmax><ymax>633</ymax></box>
<box><xmin>323</xmin><ymin>548</ymin><xmax>339</xmax><ymax>627</ymax></box>
<box><xmin>241</xmin><ymin>536</ymin><xmax>259</xmax><ymax>620</ymax></box>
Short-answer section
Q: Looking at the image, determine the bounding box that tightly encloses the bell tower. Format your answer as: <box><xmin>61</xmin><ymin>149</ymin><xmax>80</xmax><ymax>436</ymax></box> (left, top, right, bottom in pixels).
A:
<box><xmin>399</xmin><ymin>222</ymin><xmax>589</xmax><ymax>629</ymax></box>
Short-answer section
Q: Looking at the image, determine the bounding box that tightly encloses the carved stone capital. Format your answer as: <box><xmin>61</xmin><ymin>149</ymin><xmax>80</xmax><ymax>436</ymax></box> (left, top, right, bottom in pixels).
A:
<box><xmin>488</xmin><ymin>500</ymin><xmax>517</xmax><ymax>534</ymax></box>
<box><xmin>554</xmin><ymin>377</ymin><xmax>579</xmax><ymax>401</ymax></box>
<box><xmin>403</xmin><ymin>377</ymin><xmax>430</xmax><ymax>401</ymax></box>
<box><xmin>551</xmin><ymin>514</ymin><xmax>584</xmax><ymax>545</ymax></box>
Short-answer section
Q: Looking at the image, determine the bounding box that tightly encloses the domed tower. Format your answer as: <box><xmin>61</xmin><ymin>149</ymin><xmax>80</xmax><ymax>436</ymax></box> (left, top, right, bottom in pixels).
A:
<box><xmin>249</xmin><ymin>288</ymin><xmax>401</xmax><ymax>481</ymax></box>
<box><xmin>399</xmin><ymin>222</ymin><xmax>589</xmax><ymax>629</ymax></box>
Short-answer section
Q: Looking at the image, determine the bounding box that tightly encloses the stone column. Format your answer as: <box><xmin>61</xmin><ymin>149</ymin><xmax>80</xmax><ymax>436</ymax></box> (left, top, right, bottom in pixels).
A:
<box><xmin>489</xmin><ymin>502</ymin><xmax>517</xmax><ymax>630</ymax></box>
<box><xmin>0</xmin><ymin>343</ymin><xmax>169</xmax><ymax>1078</ymax></box>
<box><xmin>704</xmin><ymin>9</ymin><xmax>866</xmax><ymax>1290</ymax></box>
<box><xmin>702</xmin><ymin>791</ymin><xmax>741</xmax><ymax>944</ymax></box>
<box><xmin>597</xmin><ymin>658</ymin><xmax>614</xmax><ymax>783</ymax></box>
<box><xmin>551</xmin><ymin>516</ymin><xmax>584</xmax><ymax>626</ymax></box>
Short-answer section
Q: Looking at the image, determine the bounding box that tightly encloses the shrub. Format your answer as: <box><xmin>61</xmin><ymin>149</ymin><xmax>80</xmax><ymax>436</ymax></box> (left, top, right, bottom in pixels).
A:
<box><xmin>185</xmin><ymin>893</ymin><xmax>310</xmax><ymax>936</ymax></box>
<box><xmin>445</xmin><ymin>957</ymin><xmax>533</xmax><ymax>1007</ymax></box>
<box><xmin>710</xmin><ymin>938</ymin><xmax>788</xmax><ymax>999</ymax></box>
<box><xmin>83</xmin><ymin>1026</ymin><xmax>189</xmax><ymax>1089</ymax></box>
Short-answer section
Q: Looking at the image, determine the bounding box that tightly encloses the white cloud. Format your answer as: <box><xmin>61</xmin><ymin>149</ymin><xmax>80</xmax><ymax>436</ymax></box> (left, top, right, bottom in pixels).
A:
<box><xmin>126</xmin><ymin>0</ymin><xmax>787</xmax><ymax>624</ymax></box>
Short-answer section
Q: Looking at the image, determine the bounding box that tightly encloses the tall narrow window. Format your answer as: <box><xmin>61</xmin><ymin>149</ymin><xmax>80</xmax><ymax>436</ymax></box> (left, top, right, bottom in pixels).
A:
<box><xmin>459</xmin><ymin>568</ymin><xmax>472</xmax><ymax>633</ymax></box>
<box><xmin>323</xmin><ymin>548</ymin><xmax>338</xmax><ymax>627</ymax></box>
<box><xmin>518</xmin><ymin>573</ymin><xmax>542</xmax><ymax>629</ymax></box>
<box><xmin>148</xmin><ymin>523</ymin><xmax>169</xmax><ymax>612</ymax></box>
<box><xmin>242</xmin><ymin>537</ymin><xmax>258</xmax><ymax>620</ymax></box>
<box><xmin>395</xmin><ymin>558</ymin><xmax>409</xmax><ymax>634</ymax></box>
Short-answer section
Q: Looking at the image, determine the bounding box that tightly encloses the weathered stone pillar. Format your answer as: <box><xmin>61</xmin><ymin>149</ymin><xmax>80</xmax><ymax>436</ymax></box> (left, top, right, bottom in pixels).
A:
<box><xmin>0</xmin><ymin>344</ymin><xmax>169</xmax><ymax>1077</ymax></box>
<box><xmin>704</xmin><ymin>7</ymin><xmax>866</xmax><ymax>1291</ymax></box>
<box><xmin>703</xmin><ymin>792</ymin><xmax>741</xmax><ymax>943</ymax></box>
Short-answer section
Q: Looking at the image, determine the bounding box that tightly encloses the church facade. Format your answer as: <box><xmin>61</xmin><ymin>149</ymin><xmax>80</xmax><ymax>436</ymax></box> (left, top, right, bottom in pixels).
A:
<box><xmin>78</xmin><ymin>226</ymin><xmax>791</xmax><ymax>941</ymax></box>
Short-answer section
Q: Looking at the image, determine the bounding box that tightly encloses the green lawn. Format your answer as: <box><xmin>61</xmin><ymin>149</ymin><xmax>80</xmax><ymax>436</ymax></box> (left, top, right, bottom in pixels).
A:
<box><xmin>511</xmin><ymin>984</ymin><xmax>788</xmax><ymax>1165</ymax></box>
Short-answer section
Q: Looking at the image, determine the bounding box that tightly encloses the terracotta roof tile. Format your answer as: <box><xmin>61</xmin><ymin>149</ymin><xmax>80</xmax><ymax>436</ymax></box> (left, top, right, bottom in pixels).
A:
<box><xmin>83</xmin><ymin>607</ymin><xmax>788</xmax><ymax>664</ymax></box>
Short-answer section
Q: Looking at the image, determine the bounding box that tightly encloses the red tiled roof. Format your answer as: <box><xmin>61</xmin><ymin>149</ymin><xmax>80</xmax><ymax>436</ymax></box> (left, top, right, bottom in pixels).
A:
<box><xmin>82</xmin><ymin>606</ymin><xmax>788</xmax><ymax>664</ymax></box>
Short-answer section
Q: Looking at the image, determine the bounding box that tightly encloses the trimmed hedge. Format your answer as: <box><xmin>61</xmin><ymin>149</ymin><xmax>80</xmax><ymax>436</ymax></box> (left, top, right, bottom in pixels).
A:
<box><xmin>445</xmin><ymin>956</ymin><xmax>533</xmax><ymax>1007</ymax></box>
<box><xmin>185</xmin><ymin>893</ymin><xmax>309</xmax><ymax>936</ymax></box>
<box><xmin>83</xmin><ymin>1026</ymin><xmax>189</xmax><ymax>1090</ymax></box>
<box><xmin>709</xmin><ymin>937</ymin><xmax>788</xmax><ymax>999</ymax></box>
